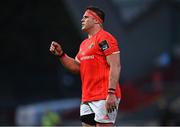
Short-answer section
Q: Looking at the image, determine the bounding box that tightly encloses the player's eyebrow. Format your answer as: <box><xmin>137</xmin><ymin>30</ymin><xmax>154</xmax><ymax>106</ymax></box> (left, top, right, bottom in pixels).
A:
<box><xmin>83</xmin><ymin>15</ymin><xmax>89</xmax><ymax>19</ymax></box>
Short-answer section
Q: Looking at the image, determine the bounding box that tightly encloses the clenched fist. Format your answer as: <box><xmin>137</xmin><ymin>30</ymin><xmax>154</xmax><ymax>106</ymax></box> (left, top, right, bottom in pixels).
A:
<box><xmin>49</xmin><ymin>41</ymin><xmax>64</xmax><ymax>57</ymax></box>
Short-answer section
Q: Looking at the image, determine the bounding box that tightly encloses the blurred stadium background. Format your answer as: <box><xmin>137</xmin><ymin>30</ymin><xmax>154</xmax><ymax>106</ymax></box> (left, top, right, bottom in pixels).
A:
<box><xmin>0</xmin><ymin>0</ymin><xmax>180</xmax><ymax>126</ymax></box>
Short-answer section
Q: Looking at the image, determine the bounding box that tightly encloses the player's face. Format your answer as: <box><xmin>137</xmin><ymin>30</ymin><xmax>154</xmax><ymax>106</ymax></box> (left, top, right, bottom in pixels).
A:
<box><xmin>81</xmin><ymin>11</ymin><xmax>96</xmax><ymax>32</ymax></box>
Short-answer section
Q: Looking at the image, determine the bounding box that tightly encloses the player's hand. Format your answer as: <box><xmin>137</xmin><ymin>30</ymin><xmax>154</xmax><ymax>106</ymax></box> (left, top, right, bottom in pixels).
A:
<box><xmin>105</xmin><ymin>94</ymin><xmax>117</xmax><ymax>113</ymax></box>
<box><xmin>49</xmin><ymin>41</ymin><xmax>63</xmax><ymax>56</ymax></box>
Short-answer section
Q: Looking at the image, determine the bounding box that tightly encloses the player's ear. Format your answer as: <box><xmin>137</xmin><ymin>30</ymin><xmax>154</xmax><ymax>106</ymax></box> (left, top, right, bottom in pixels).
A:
<box><xmin>93</xmin><ymin>18</ymin><xmax>99</xmax><ymax>24</ymax></box>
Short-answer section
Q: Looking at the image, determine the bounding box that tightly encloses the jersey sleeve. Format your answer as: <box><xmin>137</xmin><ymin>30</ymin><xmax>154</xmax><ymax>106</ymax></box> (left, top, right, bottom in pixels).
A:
<box><xmin>75</xmin><ymin>56</ymin><xmax>80</xmax><ymax>63</ymax></box>
<box><xmin>98</xmin><ymin>34</ymin><xmax>120</xmax><ymax>56</ymax></box>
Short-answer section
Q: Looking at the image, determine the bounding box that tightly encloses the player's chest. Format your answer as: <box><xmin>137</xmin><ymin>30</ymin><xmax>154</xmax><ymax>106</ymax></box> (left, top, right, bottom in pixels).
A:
<box><xmin>79</xmin><ymin>40</ymin><xmax>98</xmax><ymax>56</ymax></box>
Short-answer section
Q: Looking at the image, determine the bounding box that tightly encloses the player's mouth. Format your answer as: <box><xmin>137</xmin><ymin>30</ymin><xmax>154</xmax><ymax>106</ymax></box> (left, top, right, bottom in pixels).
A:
<box><xmin>81</xmin><ymin>24</ymin><xmax>85</xmax><ymax>28</ymax></box>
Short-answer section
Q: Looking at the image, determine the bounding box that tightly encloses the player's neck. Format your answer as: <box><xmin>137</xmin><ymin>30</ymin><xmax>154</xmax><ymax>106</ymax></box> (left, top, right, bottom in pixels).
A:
<box><xmin>88</xmin><ymin>25</ymin><xmax>102</xmax><ymax>38</ymax></box>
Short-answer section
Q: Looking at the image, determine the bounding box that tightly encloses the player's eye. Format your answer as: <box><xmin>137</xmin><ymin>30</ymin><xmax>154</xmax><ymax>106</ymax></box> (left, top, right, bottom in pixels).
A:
<box><xmin>83</xmin><ymin>16</ymin><xmax>89</xmax><ymax>19</ymax></box>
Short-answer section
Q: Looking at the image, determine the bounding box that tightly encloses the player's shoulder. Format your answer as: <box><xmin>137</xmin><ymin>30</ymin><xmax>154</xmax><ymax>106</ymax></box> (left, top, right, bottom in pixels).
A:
<box><xmin>99</xmin><ymin>29</ymin><xmax>115</xmax><ymax>39</ymax></box>
<box><xmin>80</xmin><ymin>38</ymin><xmax>88</xmax><ymax>45</ymax></box>
<box><xmin>98</xmin><ymin>29</ymin><xmax>117</xmax><ymax>42</ymax></box>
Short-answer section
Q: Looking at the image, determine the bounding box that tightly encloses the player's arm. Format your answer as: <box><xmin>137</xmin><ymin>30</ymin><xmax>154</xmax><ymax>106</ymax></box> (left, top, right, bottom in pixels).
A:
<box><xmin>49</xmin><ymin>41</ymin><xmax>80</xmax><ymax>74</ymax></box>
<box><xmin>105</xmin><ymin>52</ymin><xmax>121</xmax><ymax>113</ymax></box>
<box><xmin>59</xmin><ymin>54</ymin><xmax>80</xmax><ymax>74</ymax></box>
<box><xmin>106</xmin><ymin>53</ymin><xmax>121</xmax><ymax>90</ymax></box>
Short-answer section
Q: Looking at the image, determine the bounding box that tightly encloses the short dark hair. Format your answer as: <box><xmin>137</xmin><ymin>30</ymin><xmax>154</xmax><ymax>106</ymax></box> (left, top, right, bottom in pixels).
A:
<box><xmin>86</xmin><ymin>6</ymin><xmax>105</xmax><ymax>23</ymax></box>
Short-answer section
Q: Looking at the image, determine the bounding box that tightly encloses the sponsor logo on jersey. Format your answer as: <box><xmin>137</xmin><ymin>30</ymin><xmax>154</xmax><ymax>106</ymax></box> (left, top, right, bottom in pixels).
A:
<box><xmin>80</xmin><ymin>55</ymin><xmax>94</xmax><ymax>61</ymax></box>
<box><xmin>98</xmin><ymin>40</ymin><xmax>109</xmax><ymax>51</ymax></box>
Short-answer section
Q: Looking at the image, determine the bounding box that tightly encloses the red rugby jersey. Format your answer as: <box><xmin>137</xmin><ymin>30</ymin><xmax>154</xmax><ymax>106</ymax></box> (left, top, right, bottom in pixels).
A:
<box><xmin>76</xmin><ymin>29</ymin><xmax>121</xmax><ymax>102</ymax></box>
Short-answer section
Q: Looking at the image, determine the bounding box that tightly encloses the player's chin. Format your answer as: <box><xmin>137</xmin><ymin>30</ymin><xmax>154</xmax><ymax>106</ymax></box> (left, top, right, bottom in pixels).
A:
<box><xmin>81</xmin><ymin>26</ymin><xmax>85</xmax><ymax>31</ymax></box>
<box><xmin>81</xmin><ymin>27</ymin><xmax>87</xmax><ymax>32</ymax></box>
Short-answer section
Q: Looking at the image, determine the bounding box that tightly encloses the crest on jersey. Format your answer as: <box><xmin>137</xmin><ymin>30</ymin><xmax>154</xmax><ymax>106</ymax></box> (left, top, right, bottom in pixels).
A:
<box><xmin>88</xmin><ymin>42</ymin><xmax>94</xmax><ymax>49</ymax></box>
<box><xmin>98</xmin><ymin>40</ymin><xmax>109</xmax><ymax>51</ymax></box>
